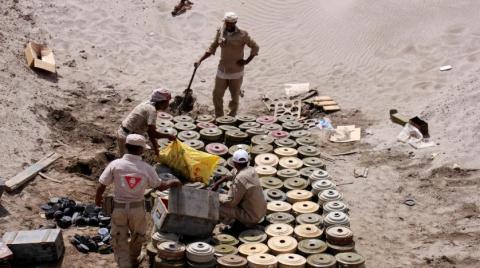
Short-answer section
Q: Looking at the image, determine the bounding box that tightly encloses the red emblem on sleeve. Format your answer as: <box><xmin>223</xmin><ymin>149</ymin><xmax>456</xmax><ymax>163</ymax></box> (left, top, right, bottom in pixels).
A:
<box><xmin>125</xmin><ymin>176</ymin><xmax>142</xmax><ymax>189</ymax></box>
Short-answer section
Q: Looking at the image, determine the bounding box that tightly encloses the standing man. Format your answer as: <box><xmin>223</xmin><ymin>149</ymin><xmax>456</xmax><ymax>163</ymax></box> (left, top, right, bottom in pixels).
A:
<box><xmin>210</xmin><ymin>149</ymin><xmax>266</xmax><ymax>234</ymax></box>
<box><xmin>117</xmin><ymin>88</ymin><xmax>175</xmax><ymax>156</ymax></box>
<box><xmin>96</xmin><ymin>134</ymin><xmax>182</xmax><ymax>268</ymax></box>
<box><xmin>194</xmin><ymin>12</ymin><xmax>259</xmax><ymax>117</ymax></box>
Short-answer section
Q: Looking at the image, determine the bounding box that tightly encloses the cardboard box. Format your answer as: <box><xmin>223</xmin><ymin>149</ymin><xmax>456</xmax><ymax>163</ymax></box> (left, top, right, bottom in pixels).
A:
<box><xmin>2</xmin><ymin>229</ymin><xmax>64</xmax><ymax>264</ymax></box>
<box><xmin>24</xmin><ymin>42</ymin><xmax>56</xmax><ymax>73</ymax></box>
<box><xmin>152</xmin><ymin>187</ymin><xmax>219</xmax><ymax>237</ymax></box>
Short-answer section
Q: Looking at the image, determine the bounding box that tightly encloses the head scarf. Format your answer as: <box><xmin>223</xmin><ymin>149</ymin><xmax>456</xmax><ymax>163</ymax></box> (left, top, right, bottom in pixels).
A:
<box><xmin>219</xmin><ymin>12</ymin><xmax>239</xmax><ymax>45</ymax></box>
<box><xmin>150</xmin><ymin>88</ymin><xmax>172</xmax><ymax>103</ymax></box>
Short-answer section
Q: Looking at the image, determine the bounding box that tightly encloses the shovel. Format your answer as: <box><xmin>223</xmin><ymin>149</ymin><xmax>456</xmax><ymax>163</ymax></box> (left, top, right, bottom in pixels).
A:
<box><xmin>171</xmin><ymin>67</ymin><xmax>198</xmax><ymax>114</ymax></box>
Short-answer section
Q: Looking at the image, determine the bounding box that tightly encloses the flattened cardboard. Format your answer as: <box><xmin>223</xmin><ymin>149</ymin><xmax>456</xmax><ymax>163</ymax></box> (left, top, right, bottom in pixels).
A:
<box><xmin>25</xmin><ymin>42</ymin><xmax>56</xmax><ymax>73</ymax></box>
<box><xmin>284</xmin><ymin>83</ymin><xmax>310</xmax><ymax>97</ymax></box>
<box><xmin>330</xmin><ymin>125</ymin><xmax>361</xmax><ymax>142</ymax></box>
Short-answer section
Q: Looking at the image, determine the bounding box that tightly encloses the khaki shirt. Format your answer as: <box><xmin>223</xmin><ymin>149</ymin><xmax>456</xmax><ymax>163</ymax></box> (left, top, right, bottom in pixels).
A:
<box><xmin>220</xmin><ymin>166</ymin><xmax>267</xmax><ymax>225</ymax></box>
<box><xmin>99</xmin><ymin>154</ymin><xmax>163</xmax><ymax>203</ymax></box>
<box><xmin>121</xmin><ymin>101</ymin><xmax>157</xmax><ymax>135</ymax></box>
<box><xmin>207</xmin><ymin>27</ymin><xmax>260</xmax><ymax>74</ymax></box>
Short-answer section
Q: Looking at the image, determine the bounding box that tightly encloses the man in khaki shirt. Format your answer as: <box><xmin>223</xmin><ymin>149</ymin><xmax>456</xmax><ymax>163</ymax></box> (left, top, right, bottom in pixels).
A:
<box><xmin>195</xmin><ymin>12</ymin><xmax>259</xmax><ymax>117</ymax></box>
<box><xmin>96</xmin><ymin>134</ymin><xmax>182</xmax><ymax>268</ymax></box>
<box><xmin>211</xmin><ymin>149</ymin><xmax>266</xmax><ymax>232</ymax></box>
<box><xmin>118</xmin><ymin>88</ymin><xmax>175</xmax><ymax>156</ymax></box>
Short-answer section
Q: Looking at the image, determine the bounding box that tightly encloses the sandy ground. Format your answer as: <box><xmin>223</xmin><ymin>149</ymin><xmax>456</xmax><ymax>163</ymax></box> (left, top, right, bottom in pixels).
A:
<box><xmin>1</xmin><ymin>0</ymin><xmax>480</xmax><ymax>267</ymax></box>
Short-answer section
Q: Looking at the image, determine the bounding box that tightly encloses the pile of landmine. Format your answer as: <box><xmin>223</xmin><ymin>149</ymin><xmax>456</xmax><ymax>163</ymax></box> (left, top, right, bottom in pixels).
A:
<box><xmin>39</xmin><ymin>197</ymin><xmax>112</xmax><ymax>254</ymax></box>
<box><xmin>148</xmin><ymin>113</ymin><xmax>365</xmax><ymax>267</ymax></box>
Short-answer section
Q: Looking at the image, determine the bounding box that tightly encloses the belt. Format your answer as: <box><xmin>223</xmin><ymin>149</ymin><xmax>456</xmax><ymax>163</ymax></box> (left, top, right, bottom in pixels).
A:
<box><xmin>114</xmin><ymin>200</ymin><xmax>144</xmax><ymax>209</ymax></box>
<box><xmin>121</xmin><ymin>126</ymin><xmax>131</xmax><ymax>134</ymax></box>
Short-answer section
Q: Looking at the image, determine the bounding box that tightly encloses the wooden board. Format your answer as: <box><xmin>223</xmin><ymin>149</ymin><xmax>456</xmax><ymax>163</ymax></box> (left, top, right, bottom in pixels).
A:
<box><xmin>311</xmin><ymin>96</ymin><xmax>332</xmax><ymax>102</ymax></box>
<box><xmin>6</xmin><ymin>152</ymin><xmax>62</xmax><ymax>192</ymax></box>
<box><xmin>315</xmin><ymin>100</ymin><xmax>337</xmax><ymax>106</ymax></box>
<box><xmin>323</xmin><ymin>105</ymin><xmax>341</xmax><ymax>112</ymax></box>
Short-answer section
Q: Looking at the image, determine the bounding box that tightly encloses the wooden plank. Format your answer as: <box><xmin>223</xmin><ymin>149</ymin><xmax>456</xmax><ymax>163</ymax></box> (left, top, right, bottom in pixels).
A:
<box><xmin>6</xmin><ymin>152</ymin><xmax>62</xmax><ymax>192</ymax></box>
<box><xmin>323</xmin><ymin>105</ymin><xmax>341</xmax><ymax>112</ymax></box>
<box><xmin>315</xmin><ymin>100</ymin><xmax>337</xmax><ymax>106</ymax></box>
<box><xmin>38</xmin><ymin>172</ymin><xmax>61</xmax><ymax>184</ymax></box>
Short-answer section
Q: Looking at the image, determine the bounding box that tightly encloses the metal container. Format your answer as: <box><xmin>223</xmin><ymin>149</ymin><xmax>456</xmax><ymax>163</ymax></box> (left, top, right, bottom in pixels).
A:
<box><xmin>290</xmin><ymin>130</ymin><xmax>311</xmax><ymax>139</ymax></box>
<box><xmin>311</xmin><ymin>180</ymin><xmax>336</xmax><ymax>196</ymax></box>
<box><xmin>323</xmin><ymin>201</ymin><xmax>348</xmax><ymax>216</ymax></box>
<box><xmin>255</xmin><ymin>153</ymin><xmax>279</xmax><ymax>168</ymax></box>
<box><xmin>286</xmin><ymin>190</ymin><xmax>313</xmax><ymax>203</ymax></box>
<box><xmin>269</xmin><ymin>130</ymin><xmax>290</xmax><ymax>140</ymax></box>
<box><xmin>318</xmin><ymin>190</ymin><xmax>343</xmax><ymax>207</ymax></box>
<box><xmin>239</xmin><ymin>122</ymin><xmax>261</xmax><ymax>131</ymax></box>
<box><xmin>302</xmin><ymin>157</ymin><xmax>325</xmax><ymax>169</ymax></box>
<box><xmin>251</xmin><ymin>135</ymin><xmax>275</xmax><ymax>146</ymax></box>
<box><xmin>299</xmin><ymin>167</ymin><xmax>320</xmax><ymax>179</ymax></box>
<box><xmin>256</xmin><ymin>115</ymin><xmax>277</xmax><ymax>125</ymax></box>
<box><xmin>335</xmin><ymin>252</ymin><xmax>365</xmax><ymax>268</ymax></box>
<box><xmin>178</xmin><ymin>130</ymin><xmax>201</xmax><ymax>141</ymax></box>
<box><xmin>196</xmin><ymin>114</ymin><xmax>215</xmax><ymax>123</ymax></box>
<box><xmin>309</xmin><ymin>170</ymin><xmax>330</xmax><ymax>183</ymax></box>
<box><xmin>158</xmin><ymin>112</ymin><xmax>173</xmax><ymax>121</ymax></box>
<box><xmin>297</xmin><ymin>239</ymin><xmax>328</xmax><ymax>256</ymax></box>
<box><xmin>260</xmin><ymin>177</ymin><xmax>283</xmax><ymax>190</ymax></box>
<box><xmin>278</xmin><ymin>157</ymin><xmax>303</xmax><ymax>170</ymax></box>
<box><xmin>183</xmin><ymin>139</ymin><xmax>205</xmax><ymax>151</ymax></box>
<box><xmin>266</xmin><ymin>201</ymin><xmax>292</xmax><ymax>214</ymax></box>
<box><xmin>157</xmin><ymin>119</ymin><xmax>174</xmax><ymax>128</ymax></box>
<box><xmin>282</xmin><ymin>121</ymin><xmax>304</xmax><ymax>131</ymax></box>
<box><xmin>205</xmin><ymin>143</ymin><xmax>229</xmax><ymax>157</ymax></box>
<box><xmin>267</xmin><ymin>236</ymin><xmax>298</xmax><ymax>255</ymax></box>
<box><xmin>306</xmin><ymin>254</ymin><xmax>336</xmax><ymax>268</ymax></box>
<box><xmin>247</xmin><ymin>253</ymin><xmax>278</xmax><ymax>268</ymax></box>
<box><xmin>277</xmin><ymin>115</ymin><xmax>297</xmax><ymax>123</ymax></box>
<box><xmin>174</xmin><ymin>122</ymin><xmax>197</xmax><ymax>131</ymax></box>
<box><xmin>256</xmin><ymin>166</ymin><xmax>277</xmax><ymax>178</ymax></box>
<box><xmin>214</xmin><ymin>244</ymin><xmax>239</xmax><ymax>257</ymax></box>
<box><xmin>216</xmin><ymin>116</ymin><xmax>237</xmax><ymax>126</ymax></box>
<box><xmin>246</xmin><ymin>128</ymin><xmax>269</xmax><ymax>137</ymax></box>
<box><xmin>173</xmin><ymin>115</ymin><xmax>194</xmax><ymax>123</ymax></box>
<box><xmin>265</xmin><ymin>223</ymin><xmax>294</xmax><ymax>237</ymax></box>
<box><xmin>276</xmin><ymin>168</ymin><xmax>301</xmax><ymax>180</ymax></box>
<box><xmin>238</xmin><ymin>243</ymin><xmax>269</xmax><ymax>257</ymax></box>
<box><xmin>213</xmin><ymin>234</ymin><xmax>239</xmax><ymax>246</ymax></box>
<box><xmin>263</xmin><ymin>189</ymin><xmax>287</xmax><ymax>202</ymax></box>
<box><xmin>296</xmin><ymin>137</ymin><xmax>317</xmax><ymax>146</ymax></box>
<box><xmin>197</xmin><ymin>122</ymin><xmax>217</xmax><ymax>130</ymax></box>
<box><xmin>200</xmin><ymin>128</ymin><xmax>223</xmax><ymax>142</ymax></box>
<box><xmin>325</xmin><ymin>226</ymin><xmax>353</xmax><ymax>246</ymax></box>
<box><xmin>276</xmin><ymin>253</ymin><xmax>306</xmax><ymax>268</ymax></box>
<box><xmin>262</xmin><ymin>123</ymin><xmax>282</xmax><ymax>132</ymax></box>
<box><xmin>157</xmin><ymin>241</ymin><xmax>186</xmax><ymax>261</ymax></box>
<box><xmin>251</xmin><ymin>144</ymin><xmax>274</xmax><ymax>158</ymax></box>
<box><xmin>274</xmin><ymin>147</ymin><xmax>298</xmax><ymax>158</ymax></box>
<box><xmin>186</xmin><ymin>242</ymin><xmax>215</xmax><ymax>263</ymax></box>
<box><xmin>239</xmin><ymin>230</ymin><xmax>268</xmax><ymax>244</ymax></box>
<box><xmin>217</xmin><ymin>254</ymin><xmax>248</xmax><ymax>268</ymax></box>
<box><xmin>294</xmin><ymin>224</ymin><xmax>323</xmax><ymax>241</ymax></box>
<box><xmin>236</xmin><ymin>115</ymin><xmax>257</xmax><ymax>124</ymax></box>
<box><xmin>283</xmin><ymin>177</ymin><xmax>309</xmax><ymax>191</ymax></box>
<box><xmin>323</xmin><ymin>211</ymin><xmax>350</xmax><ymax>228</ymax></box>
<box><xmin>274</xmin><ymin>138</ymin><xmax>297</xmax><ymax>148</ymax></box>
<box><xmin>297</xmin><ymin>146</ymin><xmax>320</xmax><ymax>158</ymax></box>
<box><xmin>265</xmin><ymin>212</ymin><xmax>295</xmax><ymax>226</ymax></box>
<box><xmin>292</xmin><ymin>201</ymin><xmax>319</xmax><ymax>215</ymax></box>
<box><xmin>296</xmin><ymin>213</ymin><xmax>323</xmax><ymax>227</ymax></box>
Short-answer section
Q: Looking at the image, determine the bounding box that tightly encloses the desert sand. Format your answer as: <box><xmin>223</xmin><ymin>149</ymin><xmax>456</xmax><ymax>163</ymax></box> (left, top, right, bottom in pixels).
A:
<box><xmin>1</xmin><ymin>0</ymin><xmax>479</xmax><ymax>267</ymax></box>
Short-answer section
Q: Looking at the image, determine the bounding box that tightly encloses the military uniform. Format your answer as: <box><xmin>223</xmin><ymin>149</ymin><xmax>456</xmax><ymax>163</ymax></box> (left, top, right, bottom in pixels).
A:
<box><xmin>117</xmin><ymin>102</ymin><xmax>157</xmax><ymax>155</ymax></box>
<box><xmin>207</xmin><ymin>27</ymin><xmax>259</xmax><ymax>117</ymax></box>
<box><xmin>99</xmin><ymin>154</ymin><xmax>164</xmax><ymax>268</ymax></box>
<box><xmin>219</xmin><ymin>166</ymin><xmax>266</xmax><ymax>226</ymax></box>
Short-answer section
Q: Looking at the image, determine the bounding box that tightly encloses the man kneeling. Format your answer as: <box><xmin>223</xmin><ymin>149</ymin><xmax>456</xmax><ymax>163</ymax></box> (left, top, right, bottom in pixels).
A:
<box><xmin>211</xmin><ymin>149</ymin><xmax>266</xmax><ymax>234</ymax></box>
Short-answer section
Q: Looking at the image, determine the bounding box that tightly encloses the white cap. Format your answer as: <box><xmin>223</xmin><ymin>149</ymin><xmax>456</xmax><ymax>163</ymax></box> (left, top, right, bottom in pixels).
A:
<box><xmin>223</xmin><ymin>12</ymin><xmax>238</xmax><ymax>23</ymax></box>
<box><xmin>126</xmin><ymin>134</ymin><xmax>151</xmax><ymax>149</ymax></box>
<box><xmin>151</xmin><ymin>88</ymin><xmax>172</xmax><ymax>103</ymax></box>
<box><xmin>233</xmin><ymin>149</ymin><xmax>249</xmax><ymax>163</ymax></box>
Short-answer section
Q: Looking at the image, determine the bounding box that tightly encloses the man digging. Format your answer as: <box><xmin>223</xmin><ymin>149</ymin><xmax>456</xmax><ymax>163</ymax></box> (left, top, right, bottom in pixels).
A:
<box><xmin>195</xmin><ymin>12</ymin><xmax>259</xmax><ymax>117</ymax></box>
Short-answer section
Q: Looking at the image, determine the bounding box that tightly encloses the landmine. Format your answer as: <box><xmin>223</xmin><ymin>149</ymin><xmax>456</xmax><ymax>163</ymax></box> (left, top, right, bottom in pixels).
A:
<box><xmin>145</xmin><ymin>112</ymin><xmax>366</xmax><ymax>267</ymax></box>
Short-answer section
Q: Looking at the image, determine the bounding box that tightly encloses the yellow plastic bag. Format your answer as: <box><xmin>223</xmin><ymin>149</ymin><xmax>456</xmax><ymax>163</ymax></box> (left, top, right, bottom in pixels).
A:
<box><xmin>158</xmin><ymin>140</ymin><xmax>220</xmax><ymax>184</ymax></box>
